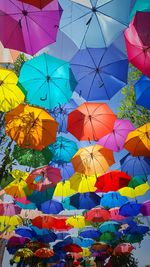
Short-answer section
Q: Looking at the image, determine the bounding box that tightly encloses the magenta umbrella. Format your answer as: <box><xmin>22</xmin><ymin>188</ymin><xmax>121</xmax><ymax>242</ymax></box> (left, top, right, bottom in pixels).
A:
<box><xmin>0</xmin><ymin>0</ymin><xmax>62</xmax><ymax>55</ymax></box>
<box><xmin>97</xmin><ymin>119</ymin><xmax>135</xmax><ymax>152</ymax></box>
<box><xmin>140</xmin><ymin>200</ymin><xmax>150</xmax><ymax>216</ymax></box>
<box><xmin>0</xmin><ymin>202</ymin><xmax>21</xmax><ymax>216</ymax></box>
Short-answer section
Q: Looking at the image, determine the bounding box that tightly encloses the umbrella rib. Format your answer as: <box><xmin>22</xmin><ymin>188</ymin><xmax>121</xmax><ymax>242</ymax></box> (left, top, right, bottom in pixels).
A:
<box><xmin>9</xmin><ymin>0</ymin><xmax>23</xmax><ymax>12</ymax></box>
<box><xmin>60</xmin><ymin>11</ymin><xmax>92</xmax><ymax>30</ymax></box>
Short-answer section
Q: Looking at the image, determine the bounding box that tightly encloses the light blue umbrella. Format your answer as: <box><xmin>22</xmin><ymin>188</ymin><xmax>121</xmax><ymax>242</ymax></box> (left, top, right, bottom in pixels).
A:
<box><xmin>19</xmin><ymin>53</ymin><xmax>77</xmax><ymax>109</ymax></box>
<box><xmin>59</xmin><ymin>0</ymin><xmax>134</xmax><ymax>49</ymax></box>
<box><xmin>101</xmin><ymin>192</ymin><xmax>128</xmax><ymax>208</ymax></box>
<box><xmin>99</xmin><ymin>221</ymin><xmax>120</xmax><ymax>233</ymax></box>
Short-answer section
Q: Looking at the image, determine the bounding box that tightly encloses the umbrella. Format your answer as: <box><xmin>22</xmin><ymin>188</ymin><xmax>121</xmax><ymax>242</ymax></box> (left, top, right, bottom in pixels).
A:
<box><xmin>49</xmin><ymin>99</ymin><xmax>78</xmax><ymax>133</ymax></box>
<box><xmin>66</xmin><ymin>215</ymin><xmax>89</xmax><ymax>229</ymax></box>
<box><xmin>99</xmin><ymin>221</ymin><xmax>120</xmax><ymax>233</ymax></box>
<box><xmin>79</xmin><ymin>228</ymin><xmax>100</xmax><ymax>240</ymax></box>
<box><xmin>124</xmin><ymin>123</ymin><xmax>150</xmax><ymax>157</ymax></box>
<box><xmin>68</xmin><ymin>102</ymin><xmax>116</xmax><ymax>141</ymax></box>
<box><xmin>14</xmin><ymin>248</ymin><xmax>33</xmax><ymax>258</ymax></box>
<box><xmin>50</xmin><ymin>162</ymin><xmax>75</xmax><ymax>181</ymax></box>
<box><xmin>7</xmin><ymin>236</ymin><xmax>30</xmax><ymax>248</ymax></box>
<box><xmin>97</xmin><ymin>119</ymin><xmax>135</xmax><ymax>152</ymax></box>
<box><xmin>90</xmin><ymin>242</ymin><xmax>110</xmax><ymax>252</ymax></box>
<box><xmin>12</xmin><ymin>145</ymin><xmax>52</xmax><ymax>168</ymax></box>
<box><xmin>120</xmin><ymin>153</ymin><xmax>150</xmax><ymax>176</ymax></box>
<box><xmin>69</xmin><ymin>192</ymin><xmax>101</xmax><ymax>210</ymax></box>
<box><xmin>27</xmin><ymin>187</ymin><xmax>55</xmax><ymax>204</ymax></box>
<box><xmin>69</xmin><ymin>173</ymin><xmax>97</xmax><ymax>193</ymax></box>
<box><xmin>109</xmin><ymin>207</ymin><xmax>125</xmax><ymax>221</ymax></box>
<box><xmin>119</xmin><ymin>182</ymin><xmax>150</xmax><ymax>198</ymax></box>
<box><xmin>84</xmin><ymin>208</ymin><xmax>110</xmax><ymax>223</ymax></box>
<box><xmin>140</xmin><ymin>200</ymin><xmax>150</xmax><ymax>216</ymax></box>
<box><xmin>80</xmin><ymin>248</ymin><xmax>91</xmax><ymax>258</ymax></box>
<box><xmin>130</xmin><ymin>0</ymin><xmax>150</xmax><ymax>20</ymax></box>
<box><xmin>63</xmin><ymin>244</ymin><xmax>83</xmax><ymax>253</ymax></box>
<box><xmin>71</xmin><ymin>145</ymin><xmax>115</xmax><ymax>176</ymax></box>
<box><xmin>49</xmin><ymin>136</ymin><xmax>78</xmax><ymax>163</ymax></box>
<box><xmin>34</xmin><ymin>248</ymin><xmax>54</xmax><ymax>258</ymax></box>
<box><xmin>70</xmin><ymin>45</ymin><xmax>128</xmax><ymax>101</ymax></box>
<box><xmin>31</xmin><ymin>226</ymin><xmax>57</xmax><ymax>243</ymax></box>
<box><xmin>0</xmin><ymin>0</ymin><xmax>62</xmax><ymax>55</ymax></box>
<box><xmin>18</xmin><ymin>0</ymin><xmax>53</xmax><ymax>9</ymax></box>
<box><xmin>26</xmin><ymin>166</ymin><xmax>61</xmax><ymax>191</ymax></box>
<box><xmin>100</xmin><ymin>192</ymin><xmax>128</xmax><ymax>209</ymax></box>
<box><xmin>0</xmin><ymin>42</ymin><xmax>19</xmax><ymax>63</ymax></box>
<box><xmin>5</xmin><ymin>104</ymin><xmax>58</xmax><ymax>150</ymax></box>
<box><xmin>99</xmin><ymin>232</ymin><xmax>119</xmax><ymax>245</ymax></box>
<box><xmin>134</xmin><ymin>75</ymin><xmax>150</xmax><ymax>110</ymax></box>
<box><xmin>19</xmin><ymin>53</ymin><xmax>76</xmax><ymax>109</ymax></box>
<box><xmin>95</xmin><ymin>170</ymin><xmax>131</xmax><ymax>192</ymax></box>
<box><xmin>124</xmin><ymin>225</ymin><xmax>149</xmax><ymax>235</ymax></box>
<box><xmin>128</xmin><ymin>175</ymin><xmax>147</xmax><ymax>188</ymax></box>
<box><xmin>119</xmin><ymin>202</ymin><xmax>142</xmax><ymax>217</ymax></box>
<box><xmin>0</xmin><ymin>68</ymin><xmax>24</xmax><ymax>112</ymax></box>
<box><xmin>0</xmin><ymin>202</ymin><xmax>21</xmax><ymax>216</ymax></box>
<box><xmin>59</xmin><ymin>0</ymin><xmax>133</xmax><ymax>49</ymax></box>
<box><xmin>19</xmin><ymin>208</ymin><xmax>42</xmax><ymax>219</ymax></box>
<box><xmin>15</xmin><ymin>226</ymin><xmax>36</xmax><ymax>239</ymax></box>
<box><xmin>38</xmin><ymin>199</ymin><xmax>64</xmax><ymax>214</ymax></box>
<box><xmin>27</xmin><ymin>241</ymin><xmax>48</xmax><ymax>252</ymax></box>
<box><xmin>124</xmin><ymin>12</ymin><xmax>150</xmax><ymax>78</ymax></box>
<box><xmin>124</xmin><ymin>234</ymin><xmax>144</xmax><ymax>244</ymax></box>
<box><xmin>113</xmin><ymin>243</ymin><xmax>134</xmax><ymax>255</ymax></box>
<box><xmin>15</xmin><ymin>198</ymin><xmax>37</xmax><ymax>210</ymax></box>
<box><xmin>0</xmin><ymin>215</ymin><xmax>22</xmax><ymax>232</ymax></box>
<box><xmin>71</xmin><ymin>237</ymin><xmax>94</xmax><ymax>248</ymax></box>
<box><xmin>32</xmin><ymin>215</ymin><xmax>72</xmax><ymax>231</ymax></box>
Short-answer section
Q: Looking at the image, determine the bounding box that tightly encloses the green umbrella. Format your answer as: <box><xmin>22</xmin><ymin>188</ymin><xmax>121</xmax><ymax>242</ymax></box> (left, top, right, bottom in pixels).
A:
<box><xmin>130</xmin><ymin>0</ymin><xmax>150</xmax><ymax>20</ymax></box>
<box><xmin>128</xmin><ymin>175</ymin><xmax>147</xmax><ymax>188</ymax></box>
<box><xmin>12</xmin><ymin>145</ymin><xmax>52</xmax><ymax>168</ymax></box>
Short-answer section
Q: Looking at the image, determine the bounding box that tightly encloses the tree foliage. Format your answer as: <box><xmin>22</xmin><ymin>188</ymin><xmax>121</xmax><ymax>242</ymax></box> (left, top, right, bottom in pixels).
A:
<box><xmin>118</xmin><ymin>64</ymin><xmax>150</xmax><ymax>128</ymax></box>
<box><xmin>110</xmin><ymin>253</ymin><xmax>138</xmax><ymax>267</ymax></box>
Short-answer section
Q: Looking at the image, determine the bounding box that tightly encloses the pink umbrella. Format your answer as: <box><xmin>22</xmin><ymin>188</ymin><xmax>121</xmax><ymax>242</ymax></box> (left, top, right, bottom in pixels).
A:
<box><xmin>0</xmin><ymin>203</ymin><xmax>21</xmax><ymax>216</ymax></box>
<box><xmin>97</xmin><ymin>119</ymin><xmax>135</xmax><ymax>152</ymax></box>
<box><xmin>140</xmin><ymin>200</ymin><xmax>150</xmax><ymax>216</ymax></box>
<box><xmin>0</xmin><ymin>0</ymin><xmax>62</xmax><ymax>55</ymax></box>
<box><xmin>113</xmin><ymin>243</ymin><xmax>134</xmax><ymax>255</ymax></box>
<box><xmin>109</xmin><ymin>207</ymin><xmax>125</xmax><ymax>221</ymax></box>
<box><xmin>124</xmin><ymin>12</ymin><xmax>150</xmax><ymax>78</ymax></box>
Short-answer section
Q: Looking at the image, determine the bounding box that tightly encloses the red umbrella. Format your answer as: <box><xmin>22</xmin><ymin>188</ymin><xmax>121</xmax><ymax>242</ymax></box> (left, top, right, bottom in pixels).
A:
<box><xmin>27</xmin><ymin>241</ymin><xmax>48</xmax><ymax>252</ymax></box>
<box><xmin>32</xmin><ymin>216</ymin><xmax>72</xmax><ymax>231</ymax></box>
<box><xmin>18</xmin><ymin>0</ymin><xmax>53</xmax><ymax>9</ymax></box>
<box><xmin>63</xmin><ymin>244</ymin><xmax>83</xmax><ymax>253</ymax></box>
<box><xmin>84</xmin><ymin>208</ymin><xmax>110</xmax><ymax>223</ymax></box>
<box><xmin>34</xmin><ymin>248</ymin><xmax>54</xmax><ymax>258</ymax></box>
<box><xmin>67</xmin><ymin>102</ymin><xmax>116</xmax><ymax>141</ymax></box>
<box><xmin>95</xmin><ymin>170</ymin><xmax>131</xmax><ymax>192</ymax></box>
<box><xmin>113</xmin><ymin>243</ymin><xmax>134</xmax><ymax>255</ymax></box>
<box><xmin>124</xmin><ymin>12</ymin><xmax>150</xmax><ymax>78</ymax></box>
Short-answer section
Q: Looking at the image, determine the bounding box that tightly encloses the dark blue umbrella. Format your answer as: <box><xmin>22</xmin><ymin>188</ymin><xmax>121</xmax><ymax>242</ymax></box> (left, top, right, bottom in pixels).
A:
<box><xmin>50</xmin><ymin>162</ymin><xmax>75</xmax><ymax>180</ymax></box>
<box><xmin>70</xmin><ymin>192</ymin><xmax>101</xmax><ymax>210</ymax></box>
<box><xmin>38</xmin><ymin>199</ymin><xmax>64</xmax><ymax>214</ymax></box>
<box><xmin>79</xmin><ymin>227</ymin><xmax>100</xmax><ymax>239</ymax></box>
<box><xmin>119</xmin><ymin>201</ymin><xmax>142</xmax><ymax>217</ymax></box>
<box><xmin>124</xmin><ymin>225</ymin><xmax>149</xmax><ymax>235</ymax></box>
<box><xmin>56</xmin><ymin>232</ymin><xmax>70</xmax><ymax>240</ymax></box>
<box><xmin>15</xmin><ymin>226</ymin><xmax>36</xmax><ymax>239</ymax></box>
<box><xmin>101</xmin><ymin>192</ymin><xmax>128</xmax><ymax>209</ymax></box>
<box><xmin>71</xmin><ymin>44</ymin><xmax>128</xmax><ymax>101</ymax></box>
<box><xmin>134</xmin><ymin>75</ymin><xmax>150</xmax><ymax>110</ymax></box>
<box><xmin>31</xmin><ymin>226</ymin><xmax>57</xmax><ymax>243</ymax></box>
<box><xmin>27</xmin><ymin>188</ymin><xmax>55</xmax><ymax>204</ymax></box>
<box><xmin>120</xmin><ymin>153</ymin><xmax>150</xmax><ymax>176</ymax></box>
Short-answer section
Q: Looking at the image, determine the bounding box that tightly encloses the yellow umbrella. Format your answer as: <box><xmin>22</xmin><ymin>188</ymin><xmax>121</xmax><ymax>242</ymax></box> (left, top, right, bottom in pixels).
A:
<box><xmin>66</xmin><ymin>215</ymin><xmax>90</xmax><ymax>229</ymax></box>
<box><xmin>54</xmin><ymin>180</ymin><xmax>76</xmax><ymax>198</ymax></box>
<box><xmin>0</xmin><ymin>216</ymin><xmax>22</xmax><ymax>232</ymax></box>
<box><xmin>0</xmin><ymin>68</ymin><xmax>24</xmax><ymax>112</ymax></box>
<box><xmin>71</xmin><ymin>145</ymin><xmax>115</xmax><ymax>176</ymax></box>
<box><xmin>69</xmin><ymin>173</ymin><xmax>97</xmax><ymax>193</ymax></box>
<box><xmin>0</xmin><ymin>42</ymin><xmax>20</xmax><ymax>64</ymax></box>
<box><xmin>124</xmin><ymin>123</ymin><xmax>150</xmax><ymax>157</ymax></box>
<box><xmin>15</xmin><ymin>248</ymin><xmax>34</xmax><ymax>258</ymax></box>
<box><xmin>119</xmin><ymin>182</ymin><xmax>150</xmax><ymax>198</ymax></box>
<box><xmin>80</xmin><ymin>248</ymin><xmax>91</xmax><ymax>257</ymax></box>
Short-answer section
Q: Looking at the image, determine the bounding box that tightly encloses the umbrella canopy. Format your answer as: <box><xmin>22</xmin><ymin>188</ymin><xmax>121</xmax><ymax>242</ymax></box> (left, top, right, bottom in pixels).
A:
<box><xmin>15</xmin><ymin>226</ymin><xmax>36</xmax><ymax>239</ymax></box>
<box><xmin>69</xmin><ymin>173</ymin><xmax>97</xmax><ymax>193</ymax></box>
<box><xmin>26</xmin><ymin>166</ymin><xmax>61</xmax><ymax>191</ymax></box>
<box><xmin>19</xmin><ymin>53</ymin><xmax>76</xmax><ymax>109</ymax></box>
<box><xmin>90</xmin><ymin>242</ymin><xmax>110</xmax><ymax>252</ymax></box>
<box><xmin>97</xmin><ymin>119</ymin><xmax>135</xmax><ymax>152</ymax></box>
<box><xmin>68</xmin><ymin>102</ymin><xmax>116</xmax><ymax>141</ymax></box>
<box><xmin>119</xmin><ymin>202</ymin><xmax>142</xmax><ymax>217</ymax></box>
<box><xmin>79</xmin><ymin>228</ymin><xmax>100</xmax><ymax>240</ymax></box>
<box><xmin>38</xmin><ymin>199</ymin><xmax>64</xmax><ymax>214</ymax></box>
<box><xmin>109</xmin><ymin>207</ymin><xmax>125</xmax><ymax>221</ymax></box>
<box><xmin>120</xmin><ymin>153</ymin><xmax>150</xmax><ymax>176</ymax></box>
<box><xmin>100</xmin><ymin>192</ymin><xmax>128</xmax><ymax>209</ymax></box>
<box><xmin>134</xmin><ymin>75</ymin><xmax>150</xmax><ymax>110</ymax></box>
<box><xmin>128</xmin><ymin>175</ymin><xmax>147</xmax><ymax>188</ymax></box>
<box><xmin>27</xmin><ymin>187</ymin><xmax>55</xmax><ymax>204</ymax></box>
<box><xmin>0</xmin><ymin>0</ymin><xmax>62</xmax><ymax>55</ymax></box>
<box><xmin>69</xmin><ymin>192</ymin><xmax>101</xmax><ymax>210</ymax></box>
<box><xmin>0</xmin><ymin>68</ymin><xmax>24</xmax><ymax>112</ymax></box>
<box><xmin>0</xmin><ymin>215</ymin><xmax>22</xmax><ymax>232</ymax></box>
<box><xmin>99</xmin><ymin>221</ymin><xmax>120</xmax><ymax>233</ymax></box>
<box><xmin>0</xmin><ymin>202</ymin><xmax>21</xmax><ymax>216</ymax></box>
<box><xmin>63</xmin><ymin>244</ymin><xmax>83</xmax><ymax>253</ymax></box>
<box><xmin>50</xmin><ymin>162</ymin><xmax>75</xmax><ymax>181</ymax></box>
<box><xmin>113</xmin><ymin>243</ymin><xmax>134</xmax><ymax>255</ymax></box>
<box><xmin>84</xmin><ymin>208</ymin><xmax>110</xmax><ymax>223</ymax></box>
<box><xmin>124</xmin><ymin>12</ymin><xmax>150</xmax><ymax>77</ymax></box>
<box><xmin>14</xmin><ymin>248</ymin><xmax>34</xmax><ymax>259</ymax></box>
<box><xmin>130</xmin><ymin>0</ymin><xmax>150</xmax><ymax>20</ymax></box>
<box><xmin>59</xmin><ymin>0</ymin><xmax>133</xmax><ymax>49</ymax></box>
<box><xmin>34</xmin><ymin>248</ymin><xmax>54</xmax><ymax>258</ymax></box>
<box><xmin>140</xmin><ymin>200</ymin><xmax>150</xmax><ymax>216</ymax></box>
<box><xmin>18</xmin><ymin>0</ymin><xmax>53</xmax><ymax>9</ymax></box>
<box><xmin>95</xmin><ymin>170</ymin><xmax>131</xmax><ymax>192</ymax></box>
<box><xmin>32</xmin><ymin>215</ymin><xmax>71</xmax><ymax>231</ymax></box>
<box><xmin>119</xmin><ymin>182</ymin><xmax>150</xmax><ymax>198</ymax></box>
<box><xmin>5</xmin><ymin>104</ymin><xmax>58</xmax><ymax>150</ymax></box>
<box><xmin>124</xmin><ymin>225</ymin><xmax>149</xmax><ymax>235</ymax></box>
<box><xmin>49</xmin><ymin>136</ymin><xmax>78</xmax><ymax>164</ymax></box>
<box><xmin>54</xmin><ymin>180</ymin><xmax>76</xmax><ymax>198</ymax></box>
<box><xmin>66</xmin><ymin>215</ymin><xmax>89</xmax><ymax>229</ymax></box>
<box><xmin>71</xmin><ymin>145</ymin><xmax>115</xmax><ymax>176</ymax></box>
<box><xmin>7</xmin><ymin>236</ymin><xmax>30</xmax><ymax>248</ymax></box>
<box><xmin>124</xmin><ymin>234</ymin><xmax>144</xmax><ymax>244</ymax></box>
<box><xmin>70</xmin><ymin>45</ymin><xmax>128</xmax><ymax>101</ymax></box>
<box><xmin>124</xmin><ymin>123</ymin><xmax>150</xmax><ymax>156</ymax></box>
<box><xmin>0</xmin><ymin>42</ymin><xmax>19</xmax><ymax>63</ymax></box>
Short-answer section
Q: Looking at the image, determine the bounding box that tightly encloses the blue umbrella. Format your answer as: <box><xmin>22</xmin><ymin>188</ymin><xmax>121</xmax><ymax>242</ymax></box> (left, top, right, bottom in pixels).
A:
<box><xmin>19</xmin><ymin>53</ymin><xmax>77</xmax><ymax>109</ymax></box>
<box><xmin>15</xmin><ymin>226</ymin><xmax>36</xmax><ymax>239</ymax></box>
<box><xmin>59</xmin><ymin>0</ymin><xmax>133</xmax><ymax>48</ymax></box>
<box><xmin>56</xmin><ymin>232</ymin><xmax>70</xmax><ymax>240</ymax></box>
<box><xmin>99</xmin><ymin>221</ymin><xmax>120</xmax><ymax>233</ymax></box>
<box><xmin>31</xmin><ymin>226</ymin><xmax>57</xmax><ymax>243</ymax></box>
<box><xmin>50</xmin><ymin>162</ymin><xmax>75</xmax><ymax>180</ymax></box>
<box><xmin>101</xmin><ymin>192</ymin><xmax>128</xmax><ymax>209</ymax></box>
<box><xmin>71</xmin><ymin>237</ymin><xmax>94</xmax><ymax>248</ymax></box>
<box><xmin>79</xmin><ymin>227</ymin><xmax>100</xmax><ymax>239</ymax></box>
<box><xmin>49</xmin><ymin>136</ymin><xmax>78</xmax><ymax>163</ymax></box>
<box><xmin>27</xmin><ymin>188</ymin><xmax>55</xmax><ymax>204</ymax></box>
<box><xmin>124</xmin><ymin>225</ymin><xmax>149</xmax><ymax>235</ymax></box>
<box><xmin>69</xmin><ymin>192</ymin><xmax>101</xmax><ymax>210</ymax></box>
<box><xmin>120</xmin><ymin>153</ymin><xmax>150</xmax><ymax>176</ymax></box>
<box><xmin>61</xmin><ymin>197</ymin><xmax>76</xmax><ymax>210</ymax></box>
<box><xmin>15</xmin><ymin>201</ymin><xmax>37</xmax><ymax>210</ymax></box>
<box><xmin>71</xmin><ymin>45</ymin><xmax>128</xmax><ymax>100</ymax></box>
<box><xmin>134</xmin><ymin>75</ymin><xmax>150</xmax><ymax>110</ymax></box>
<box><xmin>38</xmin><ymin>199</ymin><xmax>64</xmax><ymax>214</ymax></box>
<box><xmin>49</xmin><ymin>99</ymin><xmax>78</xmax><ymax>133</ymax></box>
<box><xmin>119</xmin><ymin>201</ymin><xmax>142</xmax><ymax>217</ymax></box>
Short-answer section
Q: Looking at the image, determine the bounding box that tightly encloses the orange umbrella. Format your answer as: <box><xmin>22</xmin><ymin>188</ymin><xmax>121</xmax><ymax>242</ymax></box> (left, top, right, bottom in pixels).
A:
<box><xmin>67</xmin><ymin>102</ymin><xmax>116</xmax><ymax>141</ymax></box>
<box><xmin>71</xmin><ymin>145</ymin><xmax>115</xmax><ymax>176</ymax></box>
<box><xmin>0</xmin><ymin>42</ymin><xmax>20</xmax><ymax>64</ymax></box>
<box><xmin>5</xmin><ymin>104</ymin><xmax>58</xmax><ymax>150</ymax></box>
<box><xmin>34</xmin><ymin>248</ymin><xmax>54</xmax><ymax>258</ymax></box>
<box><xmin>124</xmin><ymin>123</ymin><xmax>150</xmax><ymax>157</ymax></box>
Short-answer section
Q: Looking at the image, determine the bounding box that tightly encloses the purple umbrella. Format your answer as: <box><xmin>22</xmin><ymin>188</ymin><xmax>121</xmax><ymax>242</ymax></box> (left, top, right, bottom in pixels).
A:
<box><xmin>0</xmin><ymin>0</ymin><xmax>62</xmax><ymax>55</ymax></box>
<box><xmin>97</xmin><ymin>119</ymin><xmax>135</xmax><ymax>152</ymax></box>
<box><xmin>0</xmin><ymin>202</ymin><xmax>21</xmax><ymax>216</ymax></box>
<box><xmin>140</xmin><ymin>200</ymin><xmax>150</xmax><ymax>216</ymax></box>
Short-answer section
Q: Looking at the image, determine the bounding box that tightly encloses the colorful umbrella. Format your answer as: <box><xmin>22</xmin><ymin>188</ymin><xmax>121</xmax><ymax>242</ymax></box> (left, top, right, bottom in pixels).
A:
<box><xmin>0</xmin><ymin>202</ymin><xmax>21</xmax><ymax>216</ymax></box>
<box><xmin>90</xmin><ymin>242</ymin><xmax>110</xmax><ymax>252</ymax></box>
<box><xmin>18</xmin><ymin>0</ymin><xmax>53</xmax><ymax>9</ymax></box>
<box><xmin>100</xmin><ymin>192</ymin><xmax>128</xmax><ymax>209</ymax></box>
<box><xmin>134</xmin><ymin>75</ymin><xmax>150</xmax><ymax>110</ymax></box>
<box><xmin>113</xmin><ymin>243</ymin><xmax>134</xmax><ymax>255</ymax></box>
<box><xmin>95</xmin><ymin>170</ymin><xmax>131</xmax><ymax>192</ymax></box>
<box><xmin>0</xmin><ymin>0</ymin><xmax>62</xmax><ymax>55</ymax></box>
<box><xmin>59</xmin><ymin>0</ymin><xmax>132</xmax><ymax>48</ymax></box>
<box><xmin>124</xmin><ymin>123</ymin><xmax>150</xmax><ymax>156</ymax></box>
<box><xmin>15</xmin><ymin>226</ymin><xmax>36</xmax><ymax>239</ymax></box>
<box><xmin>71</xmin><ymin>145</ymin><xmax>115</xmax><ymax>176</ymax></box>
<box><xmin>79</xmin><ymin>228</ymin><xmax>100</xmax><ymax>240</ymax></box>
<box><xmin>19</xmin><ymin>53</ymin><xmax>76</xmax><ymax>109</ymax></box>
<box><xmin>31</xmin><ymin>226</ymin><xmax>57</xmax><ymax>243</ymax></box>
<box><xmin>26</xmin><ymin>166</ymin><xmax>61</xmax><ymax>191</ymax></box>
<box><xmin>27</xmin><ymin>241</ymin><xmax>48</xmax><ymax>252</ymax></box>
<box><xmin>119</xmin><ymin>202</ymin><xmax>142</xmax><ymax>217</ymax></box>
<box><xmin>84</xmin><ymin>208</ymin><xmax>110</xmax><ymax>223</ymax></box>
<box><xmin>34</xmin><ymin>248</ymin><xmax>54</xmax><ymax>258</ymax></box>
<box><xmin>109</xmin><ymin>207</ymin><xmax>125</xmax><ymax>221</ymax></box>
<box><xmin>119</xmin><ymin>182</ymin><xmax>150</xmax><ymax>198</ymax></box>
<box><xmin>124</xmin><ymin>225</ymin><xmax>149</xmax><ymax>235</ymax></box>
<box><xmin>54</xmin><ymin>180</ymin><xmax>76</xmax><ymax>198</ymax></box>
<box><xmin>124</xmin><ymin>234</ymin><xmax>144</xmax><ymax>244</ymax></box>
<box><xmin>97</xmin><ymin>119</ymin><xmax>135</xmax><ymax>152</ymax></box>
<box><xmin>0</xmin><ymin>42</ymin><xmax>19</xmax><ymax>63</ymax></box>
<box><xmin>27</xmin><ymin>187</ymin><xmax>55</xmax><ymax>204</ymax></box>
<box><xmin>130</xmin><ymin>0</ymin><xmax>150</xmax><ymax>20</ymax></box>
<box><xmin>99</xmin><ymin>221</ymin><xmax>120</xmax><ymax>233</ymax></box>
<box><xmin>70</xmin><ymin>45</ymin><xmax>128</xmax><ymax>100</ymax></box>
<box><xmin>0</xmin><ymin>215</ymin><xmax>22</xmax><ymax>232</ymax></box>
<box><xmin>68</xmin><ymin>102</ymin><xmax>116</xmax><ymax>141</ymax></box>
<box><xmin>69</xmin><ymin>173</ymin><xmax>97</xmax><ymax>193</ymax></box>
<box><xmin>38</xmin><ymin>199</ymin><xmax>64</xmax><ymax>214</ymax></box>
<box><xmin>12</xmin><ymin>145</ymin><xmax>52</xmax><ymax>168</ymax></box>
<box><xmin>124</xmin><ymin>12</ymin><xmax>150</xmax><ymax>77</ymax></box>
<box><xmin>0</xmin><ymin>68</ymin><xmax>24</xmax><ymax>112</ymax></box>
<box><xmin>140</xmin><ymin>200</ymin><xmax>150</xmax><ymax>216</ymax></box>
<box><xmin>71</xmin><ymin>237</ymin><xmax>94</xmax><ymax>248</ymax></box>
<box><xmin>7</xmin><ymin>236</ymin><xmax>30</xmax><ymax>248</ymax></box>
<box><xmin>50</xmin><ymin>162</ymin><xmax>75</xmax><ymax>181</ymax></box>
<box><xmin>66</xmin><ymin>215</ymin><xmax>89</xmax><ymax>229</ymax></box>
<box><xmin>5</xmin><ymin>104</ymin><xmax>58</xmax><ymax>150</ymax></box>
<box><xmin>49</xmin><ymin>136</ymin><xmax>78</xmax><ymax>163</ymax></box>
<box><xmin>128</xmin><ymin>175</ymin><xmax>147</xmax><ymax>188</ymax></box>
<box><xmin>63</xmin><ymin>244</ymin><xmax>83</xmax><ymax>253</ymax></box>
<box><xmin>70</xmin><ymin>192</ymin><xmax>101</xmax><ymax>210</ymax></box>
<box><xmin>14</xmin><ymin>248</ymin><xmax>33</xmax><ymax>258</ymax></box>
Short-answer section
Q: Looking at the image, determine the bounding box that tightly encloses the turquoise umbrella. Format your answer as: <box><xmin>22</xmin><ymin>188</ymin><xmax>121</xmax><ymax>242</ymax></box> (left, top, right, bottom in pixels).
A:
<box><xmin>99</xmin><ymin>221</ymin><xmax>120</xmax><ymax>233</ymax></box>
<box><xmin>130</xmin><ymin>0</ymin><xmax>150</xmax><ymax>20</ymax></box>
<box><xmin>19</xmin><ymin>53</ymin><xmax>77</xmax><ymax>109</ymax></box>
